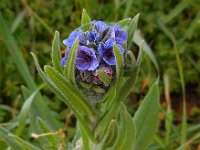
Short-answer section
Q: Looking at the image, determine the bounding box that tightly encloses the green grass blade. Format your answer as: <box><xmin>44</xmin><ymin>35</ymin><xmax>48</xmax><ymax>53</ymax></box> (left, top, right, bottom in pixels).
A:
<box><xmin>0</xmin><ymin>12</ymin><xmax>60</xmax><ymax>130</ymax></box>
<box><xmin>133</xmin><ymin>31</ymin><xmax>159</xmax><ymax>73</ymax></box>
<box><xmin>36</xmin><ymin>117</ymin><xmax>59</xmax><ymax>149</ymax></box>
<box><xmin>133</xmin><ymin>82</ymin><xmax>160</xmax><ymax>150</ymax></box>
<box><xmin>16</xmin><ymin>84</ymin><xmax>45</xmax><ymax>136</ymax></box>
<box><xmin>157</xmin><ymin>21</ymin><xmax>187</xmax><ymax>145</ymax></box>
<box><xmin>0</xmin><ymin>12</ymin><xmax>36</xmax><ymax>90</ymax></box>
<box><xmin>51</xmin><ymin>31</ymin><xmax>63</xmax><ymax>73</ymax></box>
<box><xmin>162</xmin><ymin>0</ymin><xmax>194</xmax><ymax>24</ymax></box>
<box><xmin>64</xmin><ymin>37</ymin><xmax>79</xmax><ymax>85</ymax></box>
<box><xmin>9</xmin><ymin>134</ymin><xmax>41</xmax><ymax>150</ymax></box>
<box><xmin>32</xmin><ymin>11</ymin><xmax>53</xmax><ymax>35</ymax></box>
<box><xmin>123</xmin><ymin>0</ymin><xmax>134</xmax><ymax>18</ymax></box>
<box><xmin>0</xmin><ymin>126</ymin><xmax>21</xmax><ymax>150</ymax></box>
<box><xmin>11</xmin><ymin>10</ymin><xmax>26</xmax><ymax>33</ymax></box>
<box><xmin>127</xmin><ymin>14</ymin><xmax>139</xmax><ymax>50</ymax></box>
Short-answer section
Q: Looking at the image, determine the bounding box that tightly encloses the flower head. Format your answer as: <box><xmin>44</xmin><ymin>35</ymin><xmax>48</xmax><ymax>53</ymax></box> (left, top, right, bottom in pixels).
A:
<box><xmin>87</xmin><ymin>31</ymin><xmax>100</xmax><ymax>45</ymax></box>
<box><xmin>63</xmin><ymin>30</ymin><xmax>83</xmax><ymax>47</ymax></box>
<box><xmin>76</xmin><ymin>46</ymin><xmax>99</xmax><ymax>71</ymax></box>
<box><xmin>98</xmin><ymin>39</ymin><xmax>124</xmax><ymax>65</ymax></box>
<box><xmin>93</xmin><ymin>20</ymin><xmax>109</xmax><ymax>32</ymax></box>
<box><xmin>114</xmin><ymin>25</ymin><xmax>128</xmax><ymax>45</ymax></box>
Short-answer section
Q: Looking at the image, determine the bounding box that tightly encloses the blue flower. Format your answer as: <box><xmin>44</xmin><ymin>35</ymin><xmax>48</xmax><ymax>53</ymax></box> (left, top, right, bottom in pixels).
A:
<box><xmin>76</xmin><ymin>46</ymin><xmax>99</xmax><ymax>71</ymax></box>
<box><xmin>87</xmin><ymin>31</ymin><xmax>100</xmax><ymax>45</ymax></box>
<box><xmin>98</xmin><ymin>39</ymin><xmax>124</xmax><ymax>65</ymax></box>
<box><xmin>63</xmin><ymin>30</ymin><xmax>83</xmax><ymax>47</ymax></box>
<box><xmin>93</xmin><ymin>20</ymin><xmax>109</xmax><ymax>32</ymax></box>
<box><xmin>114</xmin><ymin>25</ymin><xmax>128</xmax><ymax>45</ymax></box>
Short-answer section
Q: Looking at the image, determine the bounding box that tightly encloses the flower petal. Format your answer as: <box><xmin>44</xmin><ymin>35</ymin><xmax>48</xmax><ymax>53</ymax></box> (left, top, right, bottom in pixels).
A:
<box><xmin>63</xmin><ymin>30</ymin><xmax>83</xmax><ymax>47</ymax></box>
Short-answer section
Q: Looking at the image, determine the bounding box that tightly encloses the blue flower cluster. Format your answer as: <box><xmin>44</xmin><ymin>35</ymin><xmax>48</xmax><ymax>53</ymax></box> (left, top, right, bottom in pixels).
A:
<box><xmin>61</xmin><ymin>21</ymin><xmax>127</xmax><ymax>72</ymax></box>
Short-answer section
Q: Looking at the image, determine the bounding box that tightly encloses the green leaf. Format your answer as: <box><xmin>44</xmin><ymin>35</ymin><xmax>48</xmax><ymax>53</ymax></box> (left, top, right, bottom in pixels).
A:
<box><xmin>9</xmin><ymin>134</ymin><xmax>41</xmax><ymax>150</ymax></box>
<box><xmin>117</xmin><ymin>18</ymin><xmax>131</xmax><ymax>27</ymax></box>
<box><xmin>94</xmin><ymin>43</ymin><xmax>143</xmax><ymax>139</ymax></box>
<box><xmin>51</xmin><ymin>31</ymin><xmax>63</xmax><ymax>73</ymax></box>
<box><xmin>112</xmin><ymin>105</ymin><xmax>127</xmax><ymax>150</ymax></box>
<box><xmin>32</xmin><ymin>53</ymin><xmax>95</xmax><ymax>142</ymax></box>
<box><xmin>113</xmin><ymin>43</ymin><xmax>124</xmax><ymax>80</ymax></box>
<box><xmin>121</xmin><ymin>105</ymin><xmax>136</xmax><ymax>150</ymax></box>
<box><xmin>127</xmin><ymin>14</ymin><xmax>140</xmax><ymax>50</ymax></box>
<box><xmin>133</xmin><ymin>31</ymin><xmax>159</xmax><ymax>73</ymax></box>
<box><xmin>133</xmin><ymin>82</ymin><xmax>160</xmax><ymax>150</ymax></box>
<box><xmin>124</xmin><ymin>50</ymin><xmax>137</xmax><ymax>77</ymax></box>
<box><xmin>81</xmin><ymin>9</ymin><xmax>91</xmax><ymax>27</ymax></box>
<box><xmin>45</xmin><ymin>66</ymin><xmax>97</xmax><ymax>118</ymax></box>
<box><xmin>64</xmin><ymin>37</ymin><xmax>79</xmax><ymax>85</ymax></box>
<box><xmin>16</xmin><ymin>84</ymin><xmax>45</xmax><ymax>136</ymax></box>
<box><xmin>96</xmin><ymin>70</ymin><xmax>111</xmax><ymax>86</ymax></box>
<box><xmin>0</xmin><ymin>126</ymin><xmax>21</xmax><ymax>150</ymax></box>
<box><xmin>79</xmin><ymin>124</ymin><xmax>90</xmax><ymax>150</ymax></box>
<box><xmin>101</xmin><ymin>120</ymin><xmax>118</xmax><ymax>148</ymax></box>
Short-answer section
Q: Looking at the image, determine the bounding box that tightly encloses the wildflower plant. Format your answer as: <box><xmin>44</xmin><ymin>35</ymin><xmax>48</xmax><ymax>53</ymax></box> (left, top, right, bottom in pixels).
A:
<box><xmin>31</xmin><ymin>9</ymin><xmax>160</xmax><ymax>150</ymax></box>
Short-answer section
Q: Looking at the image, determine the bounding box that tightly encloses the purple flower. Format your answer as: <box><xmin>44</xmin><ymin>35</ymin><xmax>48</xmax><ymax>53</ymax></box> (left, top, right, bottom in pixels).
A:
<box><xmin>63</xmin><ymin>30</ymin><xmax>83</xmax><ymax>47</ymax></box>
<box><xmin>87</xmin><ymin>31</ymin><xmax>100</xmax><ymax>45</ymax></box>
<box><xmin>114</xmin><ymin>25</ymin><xmax>128</xmax><ymax>45</ymax></box>
<box><xmin>98</xmin><ymin>39</ymin><xmax>124</xmax><ymax>65</ymax></box>
<box><xmin>93</xmin><ymin>20</ymin><xmax>109</xmax><ymax>32</ymax></box>
<box><xmin>76</xmin><ymin>46</ymin><xmax>99</xmax><ymax>71</ymax></box>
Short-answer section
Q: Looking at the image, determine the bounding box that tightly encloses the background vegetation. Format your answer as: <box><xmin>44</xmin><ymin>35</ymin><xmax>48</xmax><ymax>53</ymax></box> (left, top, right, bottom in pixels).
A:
<box><xmin>0</xmin><ymin>0</ymin><xmax>200</xmax><ymax>149</ymax></box>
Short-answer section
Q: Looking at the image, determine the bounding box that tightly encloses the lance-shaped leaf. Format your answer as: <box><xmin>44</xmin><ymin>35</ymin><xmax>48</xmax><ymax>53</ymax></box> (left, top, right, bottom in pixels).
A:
<box><xmin>44</xmin><ymin>66</ymin><xmax>98</xmax><ymax>119</ymax></box>
<box><xmin>113</xmin><ymin>43</ymin><xmax>124</xmax><ymax>81</ymax></box>
<box><xmin>96</xmin><ymin>70</ymin><xmax>111</xmax><ymax>86</ymax></box>
<box><xmin>81</xmin><ymin>9</ymin><xmax>91</xmax><ymax>27</ymax></box>
<box><xmin>112</xmin><ymin>105</ymin><xmax>127</xmax><ymax>150</ymax></box>
<box><xmin>124</xmin><ymin>50</ymin><xmax>137</xmax><ymax>77</ymax></box>
<box><xmin>31</xmin><ymin>53</ymin><xmax>94</xmax><ymax>141</ymax></box>
<box><xmin>9</xmin><ymin>134</ymin><xmax>41</xmax><ymax>150</ymax></box>
<box><xmin>100</xmin><ymin>120</ymin><xmax>118</xmax><ymax>149</ymax></box>
<box><xmin>95</xmin><ymin>43</ymin><xmax>143</xmax><ymax>139</ymax></box>
<box><xmin>64</xmin><ymin>37</ymin><xmax>79</xmax><ymax>85</ymax></box>
<box><xmin>127</xmin><ymin>14</ymin><xmax>140</xmax><ymax>49</ymax></box>
<box><xmin>51</xmin><ymin>31</ymin><xmax>63</xmax><ymax>73</ymax></box>
<box><xmin>133</xmin><ymin>82</ymin><xmax>160</xmax><ymax>150</ymax></box>
<box><xmin>117</xmin><ymin>18</ymin><xmax>131</xmax><ymax>27</ymax></box>
<box><xmin>112</xmin><ymin>104</ymin><xmax>135</xmax><ymax>150</ymax></box>
<box><xmin>0</xmin><ymin>126</ymin><xmax>21</xmax><ymax>150</ymax></box>
<box><xmin>121</xmin><ymin>105</ymin><xmax>136</xmax><ymax>150</ymax></box>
